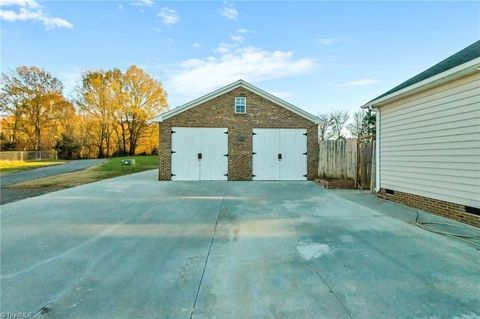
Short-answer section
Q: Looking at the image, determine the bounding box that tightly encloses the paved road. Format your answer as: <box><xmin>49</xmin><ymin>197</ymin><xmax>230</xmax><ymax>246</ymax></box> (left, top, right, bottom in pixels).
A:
<box><xmin>0</xmin><ymin>159</ymin><xmax>105</xmax><ymax>204</ymax></box>
<box><xmin>1</xmin><ymin>159</ymin><xmax>105</xmax><ymax>186</ymax></box>
<box><xmin>1</xmin><ymin>170</ymin><xmax>479</xmax><ymax>318</ymax></box>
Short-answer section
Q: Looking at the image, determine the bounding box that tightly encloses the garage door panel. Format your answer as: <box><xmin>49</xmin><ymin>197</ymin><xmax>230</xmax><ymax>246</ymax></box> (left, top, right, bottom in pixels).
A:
<box><xmin>253</xmin><ymin>129</ymin><xmax>279</xmax><ymax>180</ymax></box>
<box><xmin>279</xmin><ymin>129</ymin><xmax>307</xmax><ymax>180</ymax></box>
<box><xmin>171</xmin><ymin>128</ymin><xmax>228</xmax><ymax>180</ymax></box>
<box><xmin>253</xmin><ymin>128</ymin><xmax>307</xmax><ymax>181</ymax></box>
<box><xmin>199</xmin><ymin>128</ymin><xmax>228</xmax><ymax>180</ymax></box>
<box><xmin>171</xmin><ymin>128</ymin><xmax>201</xmax><ymax>180</ymax></box>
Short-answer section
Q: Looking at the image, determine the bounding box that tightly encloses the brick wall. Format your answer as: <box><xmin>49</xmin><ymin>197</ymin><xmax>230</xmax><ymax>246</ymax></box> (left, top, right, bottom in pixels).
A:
<box><xmin>379</xmin><ymin>188</ymin><xmax>480</xmax><ymax>228</ymax></box>
<box><xmin>159</xmin><ymin>87</ymin><xmax>318</xmax><ymax>181</ymax></box>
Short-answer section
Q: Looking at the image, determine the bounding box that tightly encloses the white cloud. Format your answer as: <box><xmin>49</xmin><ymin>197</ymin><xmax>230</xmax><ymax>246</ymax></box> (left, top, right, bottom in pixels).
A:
<box><xmin>316</xmin><ymin>38</ymin><xmax>336</xmax><ymax>46</ymax></box>
<box><xmin>157</xmin><ymin>7</ymin><xmax>179</xmax><ymax>25</ymax></box>
<box><xmin>192</xmin><ymin>42</ymin><xmax>201</xmax><ymax>49</ymax></box>
<box><xmin>213</xmin><ymin>38</ymin><xmax>244</xmax><ymax>54</ymax></box>
<box><xmin>237</xmin><ymin>28</ymin><xmax>250</xmax><ymax>33</ymax></box>
<box><xmin>230</xmin><ymin>34</ymin><xmax>244</xmax><ymax>43</ymax></box>
<box><xmin>118</xmin><ymin>3</ymin><xmax>123</xmax><ymax>11</ymax></box>
<box><xmin>341</xmin><ymin>79</ymin><xmax>380</xmax><ymax>87</ymax></box>
<box><xmin>220</xmin><ymin>5</ymin><xmax>238</xmax><ymax>20</ymax></box>
<box><xmin>168</xmin><ymin>46</ymin><xmax>315</xmax><ymax>101</ymax></box>
<box><xmin>0</xmin><ymin>0</ymin><xmax>73</xmax><ymax>29</ymax></box>
<box><xmin>214</xmin><ymin>42</ymin><xmax>233</xmax><ymax>54</ymax></box>
<box><xmin>130</xmin><ymin>0</ymin><xmax>154</xmax><ymax>7</ymax></box>
<box><xmin>0</xmin><ymin>0</ymin><xmax>38</xmax><ymax>8</ymax></box>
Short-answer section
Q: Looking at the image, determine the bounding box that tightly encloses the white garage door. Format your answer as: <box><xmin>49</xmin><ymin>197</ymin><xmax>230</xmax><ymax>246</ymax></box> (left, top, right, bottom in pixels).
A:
<box><xmin>252</xmin><ymin>128</ymin><xmax>307</xmax><ymax>180</ymax></box>
<box><xmin>171</xmin><ymin>127</ymin><xmax>228</xmax><ymax>180</ymax></box>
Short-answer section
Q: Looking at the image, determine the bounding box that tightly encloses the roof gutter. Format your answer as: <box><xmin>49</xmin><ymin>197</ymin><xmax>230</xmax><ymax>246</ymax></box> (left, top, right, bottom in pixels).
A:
<box><xmin>361</xmin><ymin>57</ymin><xmax>480</xmax><ymax>110</ymax></box>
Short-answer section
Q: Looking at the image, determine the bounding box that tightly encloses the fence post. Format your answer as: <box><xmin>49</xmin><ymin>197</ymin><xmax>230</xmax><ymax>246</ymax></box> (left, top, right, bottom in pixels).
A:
<box><xmin>355</xmin><ymin>139</ymin><xmax>359</xmax><ymax>189</ymax></box>
<box><xmin>370</xmin><ymin>141</ymin><xmax>376</xmax><ymax>192</ymax></box>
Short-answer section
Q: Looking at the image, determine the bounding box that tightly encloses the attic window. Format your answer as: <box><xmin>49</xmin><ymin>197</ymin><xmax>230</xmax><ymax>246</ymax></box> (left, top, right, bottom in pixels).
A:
<box><xmin>235</xmin><ymin>97</ymin><xmax>246</xmax><ymax>114</ymax></box>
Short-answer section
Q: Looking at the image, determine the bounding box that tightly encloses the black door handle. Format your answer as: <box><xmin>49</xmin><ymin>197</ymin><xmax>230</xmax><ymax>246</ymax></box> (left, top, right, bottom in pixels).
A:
<box><xmin>198</xmin><ymin>153</ymin><xmax>202</xmax><ymax>160</ymax></box>
<box><xmin>278</xmin><ymin>153</ymin><xmax>282</xmax><ymax>160</ymax></box>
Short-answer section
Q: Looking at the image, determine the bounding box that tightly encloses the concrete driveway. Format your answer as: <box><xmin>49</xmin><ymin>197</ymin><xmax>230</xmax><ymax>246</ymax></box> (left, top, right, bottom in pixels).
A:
<box><xmin>1</xmin><ymin>170</ymin><xmax>479</xmax><ymax>319</ymax></box>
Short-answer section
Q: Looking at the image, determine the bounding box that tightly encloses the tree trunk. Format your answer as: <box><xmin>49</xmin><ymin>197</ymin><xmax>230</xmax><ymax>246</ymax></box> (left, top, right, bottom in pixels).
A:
<box><xmin>34</xmin><ymin>124</ymin><xmax>41</xmax><ymax>151</ymax></box>
<box><xmin>98</xmin><ymin>126</ymin><xmax>105</xmax><ymax>158</ymax></box>
<box><xmin>98</xmin><ymin>144</ymin><xmax>104</xmax><ymax>158</ymax></box>
<box><xmin>106</xmin><ymin>128</ymin><xmax>111</xmax><ymax>158</ymax></box>
<box><xmin>129</xmin><ymin>134</ymin><xmax>136</xmax><ymax>156</ymax></box>
<box><xmin>121</xmin><ymin>122</ymin><xmax>127</xmax><ymax>156</ymax></box>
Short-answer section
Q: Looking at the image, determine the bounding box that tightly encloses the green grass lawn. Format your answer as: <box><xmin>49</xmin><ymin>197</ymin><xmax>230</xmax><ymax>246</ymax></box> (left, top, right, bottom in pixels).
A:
<box><xmin>96</xmin><ymin>155</ymin><xmax>158</xmax><ymax>176</ymax></box>
<box><xmin>9</xmin><ymin>155</ymin><xmax>158</xmax><ymax>189</ymax></box>
<box><xmin>0</xmin><ymin>160</ymin><xmax>65</xmax><ymax>175</ymax></box>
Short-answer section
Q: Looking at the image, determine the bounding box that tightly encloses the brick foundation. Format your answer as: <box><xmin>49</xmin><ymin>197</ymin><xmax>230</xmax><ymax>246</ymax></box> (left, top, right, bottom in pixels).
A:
<box><xmin>378</xmin><ymin>188</ymin><xmax>480</xmax><ymax>228</ymax></box>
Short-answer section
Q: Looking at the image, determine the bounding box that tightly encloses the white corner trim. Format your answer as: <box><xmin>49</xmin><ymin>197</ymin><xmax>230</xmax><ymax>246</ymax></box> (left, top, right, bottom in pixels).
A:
<box><xmin>375</xmin><ymin>108</ymin><xmax>380</xmax><ymax>192</ymax></box>
<box><xmin>362</xmin><ymin>57</ymin><xmax>480</xmax><ymax>109</ymax></box>
<box><xmin>153</xmin><ymin>80</ymin><xmax>320</xmax><ymax>124</ymax></box>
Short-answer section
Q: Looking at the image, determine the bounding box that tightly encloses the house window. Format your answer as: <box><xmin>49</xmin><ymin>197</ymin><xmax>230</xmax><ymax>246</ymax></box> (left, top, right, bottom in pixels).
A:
<box><xmin>235</xmin><ymin>97</ymin><xmax>246</xmax><ymax>114</ymax></box>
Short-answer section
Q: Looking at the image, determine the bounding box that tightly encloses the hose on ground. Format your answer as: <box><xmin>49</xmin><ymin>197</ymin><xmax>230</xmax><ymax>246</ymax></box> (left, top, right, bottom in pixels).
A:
<box><xmin>414</xmin><ymin>212</ymin><xmax>480</xmax><ymax>249</ymax></box>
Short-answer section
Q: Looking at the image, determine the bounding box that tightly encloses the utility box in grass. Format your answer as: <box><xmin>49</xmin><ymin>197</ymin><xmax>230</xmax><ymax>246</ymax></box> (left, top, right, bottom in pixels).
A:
<box><xmin>121</xmin><ymin>159</ymin><xmax>135</xmax><ymax>166</ymax></box>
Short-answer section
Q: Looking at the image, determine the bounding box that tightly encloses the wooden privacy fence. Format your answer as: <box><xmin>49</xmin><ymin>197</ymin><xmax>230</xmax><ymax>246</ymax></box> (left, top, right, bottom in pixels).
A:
<box><xmin>0</xmin><ymin>150</ymin><xmax>58</xmax><ymax>161</ymax></box>
<box><xmin>318</xmin><ymin>139</ymin><xmax>374</xmax><ymax>190</ymax></box>
<box><xmin>358</xmin><ymin>141</ymin><xmax>374</xmax><ymax>190</ymax></box>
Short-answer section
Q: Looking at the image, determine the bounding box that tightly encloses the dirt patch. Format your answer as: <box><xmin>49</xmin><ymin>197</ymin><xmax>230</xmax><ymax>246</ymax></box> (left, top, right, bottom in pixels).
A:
<box><xmin>316</xmin><ymin>178</ymin><xmax>355</xmax><ymax>189</ymax></box>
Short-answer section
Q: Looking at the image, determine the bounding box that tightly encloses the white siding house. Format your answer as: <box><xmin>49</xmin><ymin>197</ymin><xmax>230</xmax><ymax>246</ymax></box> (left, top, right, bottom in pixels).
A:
<box><xmin>362</xmin><ymin>41</ymin><xmax>480</xmax><ymax>225</ymax></box>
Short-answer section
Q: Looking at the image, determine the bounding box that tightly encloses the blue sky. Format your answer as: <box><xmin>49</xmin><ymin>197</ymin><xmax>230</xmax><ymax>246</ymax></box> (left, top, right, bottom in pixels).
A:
<box><xmin>1</xmin><ymin>0</ymin><xmax>479</xmax><ymax>114</ymax></box>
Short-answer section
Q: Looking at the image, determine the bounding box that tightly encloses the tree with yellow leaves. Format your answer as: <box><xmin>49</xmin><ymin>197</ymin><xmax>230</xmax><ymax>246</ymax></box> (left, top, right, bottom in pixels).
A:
<box><xmin>76</xmin><ymin>70</ymin><xmax>117</xmax><ymax>158</ymax></box>
<box><xmin>76</xmin><ymin>66</ymin><xmax>168</xmax><ymax>157</ymax></box>
<box><xmin>1</xmin><ymin>65</ymin><xmax>168</xmax><ymax>158</ymax></box>
<box><xmin>121</xmin><ymin>65</ymin><xmax>167</xmax><ymax>155</ymax></box>
<box><xmin>0</xmin><ymin>66</ymin><xmax>69</xmax><ymax>151</ymax></box>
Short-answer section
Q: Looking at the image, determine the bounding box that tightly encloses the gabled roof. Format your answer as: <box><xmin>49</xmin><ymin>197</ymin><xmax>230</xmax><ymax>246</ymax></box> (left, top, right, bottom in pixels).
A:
<box><xmin>362</xmin><ymin>41</ymin><xmax>480</xmax><ymax>108</ymax></box>
<box><xmin>154</xmin><ymin>79</ymin><xmax>320</xmax><ymax>124</ymax></box>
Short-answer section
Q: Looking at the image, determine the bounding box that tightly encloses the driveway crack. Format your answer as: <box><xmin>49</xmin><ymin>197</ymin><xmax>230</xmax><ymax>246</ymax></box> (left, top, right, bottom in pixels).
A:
<box><xmin>190</xmin><ymin>182</ymin><xmax>229</xmax><ymax>319</ymax></box>
<box><xmin>308</xmin><ymin>262</ymin><xmax>355</xmax><ymax>319</ymax></box>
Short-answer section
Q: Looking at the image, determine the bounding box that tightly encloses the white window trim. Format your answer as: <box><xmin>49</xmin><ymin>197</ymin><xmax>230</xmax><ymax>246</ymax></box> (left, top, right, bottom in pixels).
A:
<box><xmin>234</xmin><ymin>96</ymin><xmax>247</xmax><ymax>114</ymax></box>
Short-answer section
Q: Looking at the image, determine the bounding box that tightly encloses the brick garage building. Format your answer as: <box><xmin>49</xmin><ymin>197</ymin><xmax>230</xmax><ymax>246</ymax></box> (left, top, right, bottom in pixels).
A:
<box><xmin>155</xmin><ymin>80</ymin><xmax>319</xmax><ymax>181</ymax></box>
<box><xmin>362</xmin><ymin>41</ymin><xmax>480</xmax><ymax>227</ymax></box>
